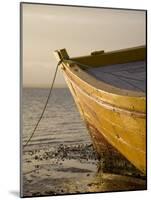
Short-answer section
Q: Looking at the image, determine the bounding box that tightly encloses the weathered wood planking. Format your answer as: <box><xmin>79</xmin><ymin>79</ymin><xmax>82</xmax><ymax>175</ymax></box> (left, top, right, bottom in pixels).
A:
<box><xmin>87</xmin><ymin>61</ymin><xmax>146</xmax><ymax>92</ymax></box>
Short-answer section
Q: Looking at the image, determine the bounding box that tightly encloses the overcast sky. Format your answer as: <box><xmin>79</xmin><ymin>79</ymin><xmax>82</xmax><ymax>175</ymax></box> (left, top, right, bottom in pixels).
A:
<box><xmin>22</xmin><ymin>4</ymin><xmax>146</xmax><ymax>88</ymax></box>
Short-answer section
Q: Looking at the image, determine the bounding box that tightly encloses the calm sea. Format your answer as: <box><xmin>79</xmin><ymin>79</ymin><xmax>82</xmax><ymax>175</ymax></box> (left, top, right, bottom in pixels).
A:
<box><xmin>23</xmin><ymin>88</ymin><xmax>91</xmax><ymax>147</ymax></box>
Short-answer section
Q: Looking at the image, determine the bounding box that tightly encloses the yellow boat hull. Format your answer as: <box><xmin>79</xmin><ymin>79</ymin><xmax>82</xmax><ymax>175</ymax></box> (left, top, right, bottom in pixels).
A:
<box><xmin>54</xmin><ymin>46</ymin><xmax>146</xmax><ymax>174</ymax></box>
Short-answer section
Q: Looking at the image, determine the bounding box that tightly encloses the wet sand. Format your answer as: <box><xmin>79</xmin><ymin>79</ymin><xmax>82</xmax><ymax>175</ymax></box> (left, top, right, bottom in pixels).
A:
<box><xmin>22</xmin><ymin>143</ymin><xmax>146</xmax><ymax>197</ymax></box>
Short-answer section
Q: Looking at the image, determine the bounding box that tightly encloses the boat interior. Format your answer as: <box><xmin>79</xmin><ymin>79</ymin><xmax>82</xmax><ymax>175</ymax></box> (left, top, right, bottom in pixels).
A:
<box><xmin>86</xmin><ymin>61</ymin><xmax>146</xmax><ymax>92</ymax></box>
<box><xmin>54</xmin><ymin>46</ymin><xmax>146</xmax><ymax>94</ymax></box>
<box><xmin>70</xmin><ymin>46</ymin><xmax>146</xmax><ymax>93</ymax></box>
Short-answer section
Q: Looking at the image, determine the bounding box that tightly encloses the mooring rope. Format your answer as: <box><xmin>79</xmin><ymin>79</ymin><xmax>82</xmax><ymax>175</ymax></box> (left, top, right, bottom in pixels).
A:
<box><xmin>23</xmin><ymin>59</ymin><xmax>63</xmax><ymax>149</ymax></box>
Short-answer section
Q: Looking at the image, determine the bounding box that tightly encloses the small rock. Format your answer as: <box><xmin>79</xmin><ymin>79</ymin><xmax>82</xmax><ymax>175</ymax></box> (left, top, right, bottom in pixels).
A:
<box><xmin>34</xmin><ymin>155</ymin><xmax>39</xmax><ymax>160</ymax></box>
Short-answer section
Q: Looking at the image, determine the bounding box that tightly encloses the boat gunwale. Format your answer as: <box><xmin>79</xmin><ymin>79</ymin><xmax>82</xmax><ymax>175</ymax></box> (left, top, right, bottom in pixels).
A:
<box><xmin>70</xmin><ymin>45</ymin><xmax>146</xmax><ymax>64</ymax></box>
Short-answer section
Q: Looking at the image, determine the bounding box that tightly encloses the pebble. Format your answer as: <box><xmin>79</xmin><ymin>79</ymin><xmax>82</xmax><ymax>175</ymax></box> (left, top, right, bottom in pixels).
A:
<box><xmin>34</xmin><ymin>155</ymin><xmax>39</xmax><ymax>160</ymax></box>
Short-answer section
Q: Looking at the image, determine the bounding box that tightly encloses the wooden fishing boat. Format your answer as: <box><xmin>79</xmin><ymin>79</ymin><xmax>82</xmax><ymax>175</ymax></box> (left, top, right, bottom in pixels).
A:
<box><xmin>54</xmin><ymin>46</ymin><xmax>146</xmax><ymax>174</ymax></box>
